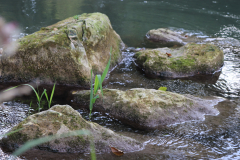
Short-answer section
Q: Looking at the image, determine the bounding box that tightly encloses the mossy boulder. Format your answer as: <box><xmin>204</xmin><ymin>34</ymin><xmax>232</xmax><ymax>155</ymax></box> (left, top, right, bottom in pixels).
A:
<box><xmin>134</xmin><ymin>43</ymin><xmax>224</xmax><ymax>78</ymax></box>
<box><xmin>0</xmin><ymin>12</ymin><xmax>124</xmax><ymax>86</ymax></box>
<box><xmin>0</xmin><ymin>105</ymin><xmax>143</xmax><ymax>153</ymax></box>
<box><xmin>73</xmin><ymin>88</ymin><xmax>223</xmax><ymax>130</ymax></box>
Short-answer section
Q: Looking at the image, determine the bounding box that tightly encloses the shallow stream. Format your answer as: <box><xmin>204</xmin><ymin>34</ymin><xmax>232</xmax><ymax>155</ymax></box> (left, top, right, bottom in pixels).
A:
<box><xmin>1</xmin><ymin>0</ymin><xmax>240</xmax><ymax>159</ymax></box>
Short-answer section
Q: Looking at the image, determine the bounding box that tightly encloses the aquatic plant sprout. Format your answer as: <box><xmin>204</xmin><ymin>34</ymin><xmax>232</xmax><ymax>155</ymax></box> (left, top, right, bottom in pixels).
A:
<box><xmin>44</xmin><ymin>82</ymin><xmax>56</xmax><ymax>109</ymax></box>
<box><xmin>25</xmin><ymin>84</ymin><xmax>46</xmax><ymax>112</ymax></box>
<box><xmin>89</xmin><ymin>47</ymin><xmax>112</xmax><ymax>119</ymax></box>
<box><xmin>4</xmin><ymin>83</ymin><xmax>56</xmax><ymax>112</ymax></box>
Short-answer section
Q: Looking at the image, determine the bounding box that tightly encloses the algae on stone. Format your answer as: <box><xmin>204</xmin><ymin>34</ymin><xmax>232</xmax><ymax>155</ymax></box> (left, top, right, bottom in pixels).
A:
<box><xmin>73</xmin><ymin>88</ymin><xmax>223</xmax><ymax>130</ymax></box>
<box><xmin>134</xmin><ymin>43</ymin><xmax>224</xmax><ymax>78</ymax></box>
<box><xmin>0</xmin><ymin>12</ymin><xmax>124</xmax><ymax>86</ymax></box>
<box><xmin>0</xmin><ymin>105</ymin><xmax>143</xmax><ymax>153</ymax></box>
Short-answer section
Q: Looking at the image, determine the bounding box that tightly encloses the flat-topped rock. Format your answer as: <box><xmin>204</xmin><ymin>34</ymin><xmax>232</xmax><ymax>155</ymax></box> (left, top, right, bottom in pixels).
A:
<box><xmin>73</xmin><ymin>88</ymin><xmax>224</xmax><ymax>130</ymax></box>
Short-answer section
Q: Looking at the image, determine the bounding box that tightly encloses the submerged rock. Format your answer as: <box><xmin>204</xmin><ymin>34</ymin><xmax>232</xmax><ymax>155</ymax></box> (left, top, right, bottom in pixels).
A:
<box><xmin>0</xmin><ymin>105</ymin><xmax>143</xmax><ymax>153</ymax></box>
<box><xmin>0</xmin><ymin>12</ymin><xmax>124</xmax><ymax>86</ymax></box>
<box><xmin>73</xmin><ymin>88</ymin><xmax>224</xmax><ymax>130</ymax></box>
<box><xmin>134</xmin><ymin>43</ymin><xmax>224</xmax><ymax>78</ymax></box>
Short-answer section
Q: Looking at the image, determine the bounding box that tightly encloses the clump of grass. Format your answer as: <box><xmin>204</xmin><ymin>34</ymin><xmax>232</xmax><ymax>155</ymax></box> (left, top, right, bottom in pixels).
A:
<box><xmin>89</xmin><ymin>47</ymin><xmax>112</xmax><ymax>119</ymax></box>
<box><xmin>26</xmin><ymin>84</ymin><xmax>46</xmax><ymax>112</ymax></box>
<box><xmin>4</xmin><ymin>82</ymin><xmax>56</xmax><ymax>112</ymax></box>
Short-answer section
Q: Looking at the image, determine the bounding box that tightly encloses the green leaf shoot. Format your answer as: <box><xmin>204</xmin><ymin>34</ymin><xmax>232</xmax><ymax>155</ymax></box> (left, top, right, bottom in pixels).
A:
<box><xmin>158</xmin><ymin>87</ymin><xmax>167</xmax><ymax>91</ymax></box>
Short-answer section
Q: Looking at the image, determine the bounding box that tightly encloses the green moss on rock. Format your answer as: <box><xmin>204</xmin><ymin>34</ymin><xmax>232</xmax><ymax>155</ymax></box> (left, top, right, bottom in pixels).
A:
<box><xmin>73</xmin><ymin>88</ymin><xmax>223</xmax><ymax>130</ymax></box>
<box><xmin>0</xmin><ymin>105</ymin><xmax>143</xmax><ymax>153</ymax></box>
<box><xmin>0</xmin><ymin>12</ymin><xmax>124</xmax><ymax>86</ymax></box>
<box><xmin>135</xmin><ymin>43</ymin><xmax>224</xmax><ymax>78</ymax></box>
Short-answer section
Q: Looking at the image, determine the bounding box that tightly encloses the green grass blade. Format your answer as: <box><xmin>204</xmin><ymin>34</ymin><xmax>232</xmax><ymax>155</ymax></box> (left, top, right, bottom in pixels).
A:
<box><xmin>49</xmin><ymin>82</ymin><xmax>56</xmax><ymax>108</ymax></box>
<box><xmin>44</xmin><ymin>90</ymin><xmax>49</xmax><ymax>102</ymax></box>
<box><xmin>40</xmin><ymin>89</ymin><xmax>46</xmax><ymax>100</ymax></box>
<box><xmin>101</xmin><ymin>47</ymin><xmax>112</xmax><ymax>82</ymax></box>
<box><xmin>12</xmin><ymin>129</ymin><xmax>91</xmax><ymax>156</ymax></box>
<box><xmin>93</xmin><ymin>75</ymin><xmax>100</xmax><ymax>95</ymax></box>
<box><xmin>44</xmin><ymin>91</ymin><xmax>49</xmax><ymax>108</ymax></box>
<box><xmin>96</xmin><ymin>75</ymin><xmax>103</xmax><ymax>98</ymax></box>
<box><xmin>89</xmin><ymin>69</ymin><xmax>94</xmax><ymax>118</ymax></box>
<box><xmin>93</xmin><ymin>75</ymin><xmax>103</xmax><ymax>96</ymax></box>
<box><xmin>90</xmin><ymin>139</ymin><xmax>96</xmax><ymax>160</ymax></box>
<box><xmin>29</xmin><ymin>101</ymin><xmax>32</xmax><ymax>108</ymax></box>
<box><xmin>23</xmin><ymin>84</ymin><xmax>40</xmax><ymax>102</ymax></box>
<box><xmin>28</xmin><ymin>101</ymin><xmax>32</xmax><ymax>116</ymax></box>
<box><xmin>3</xmin><ymin>85</ymin><xmax>20</xmax><ymax>92</ymax></box>
<box><xmin>92</xmin><ymin>95</ymin><xmax>99</xmax><ymax>104</ymax></box>
<box><xmin>0</xmin><ymin>128</ymin><xmax>23</xmax><ymax>138</ymax></box>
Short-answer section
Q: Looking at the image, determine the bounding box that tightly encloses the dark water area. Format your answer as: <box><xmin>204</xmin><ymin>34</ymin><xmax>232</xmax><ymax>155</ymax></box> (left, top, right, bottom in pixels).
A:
<box><xmin>1</xmin><ymin>0</ymin><xmax>240</xmax><ymax>159</ymax></box>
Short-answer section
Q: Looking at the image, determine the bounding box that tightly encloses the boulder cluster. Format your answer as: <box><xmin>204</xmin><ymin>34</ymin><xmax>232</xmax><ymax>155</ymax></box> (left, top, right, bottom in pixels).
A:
<box><xmin>0</xmin><ymin>13</ymin><xmax>225</xmax><ymax>154</ymax></box>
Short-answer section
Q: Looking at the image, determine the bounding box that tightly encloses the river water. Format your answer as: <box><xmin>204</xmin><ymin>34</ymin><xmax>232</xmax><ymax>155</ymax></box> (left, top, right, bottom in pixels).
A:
<box><xmin>0</xmin><ymin>0</ymin><xmax>240</xmax><ymax>159</ymax></box>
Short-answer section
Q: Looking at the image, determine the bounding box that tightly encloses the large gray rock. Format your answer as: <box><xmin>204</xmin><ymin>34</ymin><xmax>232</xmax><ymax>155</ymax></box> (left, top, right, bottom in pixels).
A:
<box><xmin>0</xmin><ymin>12</ymin><xmax>124</xmax><ymax>86</ymax></box>
<box><xmin>0</xmin><ymin>105</ymin><xmax>143</xmax><ymax>153</ymax></box>
<box><xmin>134</xmin><ymin>43</ymin><xmax>224</xmax><ymax>78</ymax></box>
<box><xmin>73</xmin><ymin>88</ymin><xmax>224</xmax><ymax>130</ymax></box>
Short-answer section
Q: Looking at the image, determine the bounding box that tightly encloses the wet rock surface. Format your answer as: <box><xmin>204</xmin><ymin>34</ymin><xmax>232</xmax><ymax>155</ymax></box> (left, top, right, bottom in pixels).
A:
<box><xmin>73</xmin><ymin>88</ymin><xmax>224</xmax><ymax>130</ymax></box>
<box><xmin>0</xmin><ymin>12</ymin><xmax>124</xmax><ymax>87</ymax></box>
<box><xmin>0</xmin><ymin>105</ymin><xmax>143</xmax><ymax>153</ymax></box>
<box><xmin>146</xmin><ymin>28</ymin><xmax>186</xmax><ymax>46</ymax></box>
<box><xmin>134</xmin><ymin>43</ymin><xmax>224</xmax><ymax>78</ymax></box>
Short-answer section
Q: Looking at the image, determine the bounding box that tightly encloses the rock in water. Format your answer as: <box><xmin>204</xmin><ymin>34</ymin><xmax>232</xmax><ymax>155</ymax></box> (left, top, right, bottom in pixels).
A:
<box><xmin>0</xmin><ymin>13</ymin><xmax>124</xmax><ymax>86</ymax></box>
<box><xmin>134</xmin><ymin>43</ymin><xmax>224</xmax><ymax>78</ymax></box>
<box><xmin>73</xmin><ymin>88</ymin><xmax>224</xmax><ymax>130</ymax></box>
<box><xmin>145</xmin><ymin>28</ymin><xmax>186</xmax><ymax>46</ymax></box>
<box><xmin>0</xmin><ymin>105</ymin><xmax>143</xmax><ymax>153</ymax></box>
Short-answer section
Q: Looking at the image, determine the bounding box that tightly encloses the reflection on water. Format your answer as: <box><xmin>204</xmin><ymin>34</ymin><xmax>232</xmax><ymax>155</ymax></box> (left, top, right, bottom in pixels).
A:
<box><xmin>1</xmin><ymin>0</ymin><xmax>240</xmax><ymax>47</ymax></box>
<box><xmin>0</xmin><ymin>0</ymin><xmax>240</xmax><ymax>159</ymax></box>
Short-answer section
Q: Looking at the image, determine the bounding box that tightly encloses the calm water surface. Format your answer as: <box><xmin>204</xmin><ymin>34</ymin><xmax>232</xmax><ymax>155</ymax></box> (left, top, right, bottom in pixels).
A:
<box><xmin>1</xmin><ymin>0</ymin><xmax>240</xmax><ymax>159</ymax></box>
